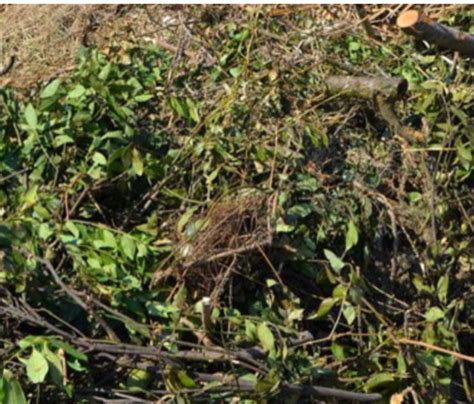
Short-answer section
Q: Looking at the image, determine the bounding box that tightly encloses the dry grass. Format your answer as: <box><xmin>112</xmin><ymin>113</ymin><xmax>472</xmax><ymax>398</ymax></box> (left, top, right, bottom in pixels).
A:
<box><xmin>155</xmin><ymin>194</ymin><xmax>271</xmax><ymax>301</ymax></box>
<box><xmin>0</xmin><ymin>4</ymin><xmax>467</xmax><ymax>89</ymax></box>
<box><xmin>0</xmin><ymin>5</ymin><xmax>117</xmax><ymax>87</ymax></box>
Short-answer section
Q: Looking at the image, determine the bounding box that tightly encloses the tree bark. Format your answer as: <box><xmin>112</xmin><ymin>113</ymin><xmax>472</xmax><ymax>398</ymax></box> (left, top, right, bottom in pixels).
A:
<box><xmin>326</xmin><ymin>75</ymin><xmax>408</xmax><ymax>101</ymax></box>
<box><xmin>397</xmin><ymin>10</ymin><xmax>474</xmax><ymax>58</ymax></box>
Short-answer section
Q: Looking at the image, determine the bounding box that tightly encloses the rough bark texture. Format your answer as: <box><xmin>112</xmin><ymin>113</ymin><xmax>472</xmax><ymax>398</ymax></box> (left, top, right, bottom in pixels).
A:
<box><xmin>397</xmin><ymin>10</ymin><xmax>474</xmax><ymax>58</ymax></box>
<box><xmin>326</xmin><ymin>75</ymin><xmax>408</xmax><ymax>101</ymax></box>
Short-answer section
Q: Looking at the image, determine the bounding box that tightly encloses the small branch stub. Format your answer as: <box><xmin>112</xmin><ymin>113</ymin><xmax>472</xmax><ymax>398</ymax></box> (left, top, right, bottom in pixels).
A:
<box><xmin>0</xmin><ymin>55</ymin><xmax>15</xmax><ymax>76</ymax></box>
<box><xmin>397</xmin><ymin>10</ymin><xmax>474</xmax><ymax>58</ymax></box>
<box><xmin>201</xmin><ymin>297</ymin><xmax>213</xmax><ymax>337</ymax></box>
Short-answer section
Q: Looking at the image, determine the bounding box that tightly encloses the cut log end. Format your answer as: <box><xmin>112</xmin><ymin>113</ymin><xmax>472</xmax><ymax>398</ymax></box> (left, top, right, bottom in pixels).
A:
<box><xmin>397</xmin><ymin>9</ymin><xmax>474</xmax><ymax>58</ymax></box>
<box><xmin>397</xmin><ymin>10</ymin><xmax>421</xmax><ymax>29</ymax></box>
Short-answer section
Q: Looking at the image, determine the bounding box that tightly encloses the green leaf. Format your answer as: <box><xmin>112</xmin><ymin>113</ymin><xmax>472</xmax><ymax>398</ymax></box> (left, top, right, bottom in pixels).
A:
<box><xmin>332</xmin><ymin>284</ymin><xmax>347</xmax><ymax>299</ymax></box>
<box><xmin>308</xmin><ymin>297</ymin><xmax>340</xmax><ymax>319</ymax></box>
<box><xmin>437</xmin><ymin>276</ymin><xmax>449</xmax><ymax>304</ymax></box>
<box><xmin>397</xmin><ymin>353</ymin><xmax>407</xmax><ymax>374</ymax></box>
<box><xmin>132</xmin><ymin>148</ymin><xmax>144</xmax><ymax>176</ymax></box>
<box><xmin>342</xmin><ymin>302</ymin><xmax>356</xmax><ymax>325</ymax></box>
<box><xmin>413</xmin><ymin>275</ymin><xmax>434</xmax><ymax>294</ymax></box>
<box><xmin>245</xmin><ymin>320</ymin><xmax>257</xmax><ymax>342</ymax></box>
<box><xmin>37</xmin><ymin>223</ymin><xmax>52</xmax><ymax>240</ymax></box>
<box><xmin>177</xmin><ymin>371</ymin><xmax>196</xmax><ymax>388</ymax></box>
<box><xmin>134</xmin><ymin>94</ymin><xmax>154</xmax><ymax>103</ymax></box>
<box><xmin>53</xmin><ymin>135</ymin><xmax>74</xmax><ymax>148</ymax></box>
<box><xmin>456</xmin><ymin>139</ymin><xmax>471</xmax><ymax>162</ymax></box>
<box><xmin>42</xmin><ymin>346</ymin><xmax>64</xmax><ymax>387</ymax></box>
<box><xmin>425</xmin><ymin>307</ymin><xmax>445</xmax><ymax>323</ymax></box>
<box><xmin>345</xmin><ymin>220</ymin><xmax>359</xmax><ymax>251</ymax></box>
<box><xmin>324</xmin><ymin>249</ymin><xmax>345</xmax><ymax>272</ymax></box>
<box><xmin>26</xmin><ymin>349</ymin><xmax>49</xmax><ymax>384</ymax></box>
<box><xmin>229</xmin><ymin>66</ymin><xmax>242</xmax><ymax>78</ymax></box>
<box><xmin>24</xmin><ymin>103</ymin><xmax>38</xmax><ymax>128</ymax></box>
<box><xmin>255</xmin><ymin>370</ymin><xmax>279</xmax><ymax>393</ymax></box>
<box><xmin>257</xmin><ymin>322</ymin><xmax>275</xmax><ymax>353</ymax></box>
<box><xmin>51</xmin><ymin>340</ymin><xmax>87</xmax><ymax>362</ymax></box>
<box><xmin>68</xmin><ymin>84</ymin><xmax>87</xmax><ymax>99</ymax></box>
<box><xmin>64</xmin><ymin>221</ymin><xmax>80</xmax><ymax>238</ymax></box>
<box><xmin>3</xmin><ymin>371</ymin><xmax>27</xmax><ymax>404</ymax></box>
<box><xmin>121</xmin><ymin>235</ymin><xmax>136</xmax><ymax>260</ymax></box>
<box><xmin>364</xmin><ymin>372</ymin><xmax>395</xmax><ymax>391</ymax></box>
<box><xmin>126</xmin><ymin>369</ymin><xmax>150</xmax><ymax>391</ymax></box>
<box><xmin>172</xmin><ymin>284</ymin><xmax>187</xmax><ymax>308</ymax></box>
<box><xmin>98</xmin><ymin>63</ymin><xmax>112</xmax><ymax>81</ymax></box>
<box><xmin>187</xmin><ymin>98</ymin><xmax>200</xmax><ymax>123</ymax></box>
<box><xmin>23</xmin><ymin>185</ymin><xmax>39</xmax><ymax>207</ymax></box>
<box><xmin>146</xmin><ymin>302</ymin><xmax>178</xmax><ymax>318</ymax></box>
<box><xmin>41</xmin><ymin>79</ymin><xmax>61</xmax><ymax>98</ymax></box>
<box><xmin>287</xmin><ymin>204</ymin><xmax>313</xmax><ymax>220</ymax></box>
<box><xmin>408</xmin><ymin>192</ymin><xmax>422</xmax><ymax>203</ymax></box>
<box><xmin>17</xmin><ymin>336</ymin><xmax>45</xmax><ymax>349</ymax></box>
<box><xmin>275</xmin><ymin>218</ymin><xmax>295</xmax><ymax>233</ymax></box>
<box><xmin>92</xmin><ymin>152</ymin><xmax>108</xmax><ymax>166</ymax></box>
<box><xmin>170</xmin><ymin>97</ymin><xmax>189</xmax><ymax>119</ymax></box>
<box><xmin>331</xmin><ymin>343</ymin><xmax>345</xmax><ymax>360</ymax></box>
<box><xmin>102</xmin><ymin>229</ymin><xmax>117</xmax><ymax>249</ymax></box>
<box><xmin>177</xmin><ymin>207</ymin><xmax>197</xmax><ymax>235</ymax></box>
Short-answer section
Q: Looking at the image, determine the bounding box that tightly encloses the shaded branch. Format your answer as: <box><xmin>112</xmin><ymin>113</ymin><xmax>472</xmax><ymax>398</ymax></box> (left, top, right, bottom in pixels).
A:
<box><xmin>190</xmin><ymin>372</ymin><xmax>382</xmax><ymax>402</ymax></box>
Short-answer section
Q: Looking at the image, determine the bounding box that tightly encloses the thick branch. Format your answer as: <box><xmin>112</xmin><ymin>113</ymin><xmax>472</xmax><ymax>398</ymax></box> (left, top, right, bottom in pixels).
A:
<box><xmin>191</xmin><ymin>372</ymin><xmax>382</xmax><ymax>402</ymax></box>
<box><xmin>326</xmin><ymin>76</ymin><xmax>408</xmax><ymax>101</ymax></box>
<box><xmin>397</xmin><ymin>10</ymin><xmax>474</xmax><ymax>57</ymax></box>
<box><xmin>1</xmin><ymin>299</ymin><xmax>380</xmax><ymax>401</ymax></box>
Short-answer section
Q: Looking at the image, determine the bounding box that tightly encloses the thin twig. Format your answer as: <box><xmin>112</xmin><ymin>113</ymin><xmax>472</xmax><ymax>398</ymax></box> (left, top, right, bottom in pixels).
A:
<box><xmin>396</xmin><ymin>337</ymin><xmax>474</xmax><ymax>364</ymax></box>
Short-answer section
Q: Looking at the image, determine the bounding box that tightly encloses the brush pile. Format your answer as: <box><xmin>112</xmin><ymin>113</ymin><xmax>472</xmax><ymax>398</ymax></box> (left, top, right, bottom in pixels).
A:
<box><xmin>0</xmin><ymin>5</ymin><xmax>473</xmax><ymax>403</ymax></box>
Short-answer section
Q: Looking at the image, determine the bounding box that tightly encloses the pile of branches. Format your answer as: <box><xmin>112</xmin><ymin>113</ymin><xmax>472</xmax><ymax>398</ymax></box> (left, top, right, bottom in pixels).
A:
<box><xmin>0</xmin><ymin>5</ymin><xmax>473</xmax><ymax>403</ymax></box>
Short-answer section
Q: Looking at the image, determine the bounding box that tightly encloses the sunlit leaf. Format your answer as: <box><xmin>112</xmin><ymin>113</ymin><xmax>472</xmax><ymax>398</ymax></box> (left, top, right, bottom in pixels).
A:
<box><xmin>41</xmin><ymin>79</ymin><xmax>61</xmax><ymax>98</ymax></box>
<box><xmin>257</xmin><ymin>322</ymin><xmax>275</xmax><ymax>353</ymax></box>
<box><xmin>425</xmin><ymin>307</ymin><xmax>445</xmax><ymax>323</ymax></box>
<box><xmin>345</xmin><ymin>220</ymin><xmax>359</xmax><ymax>251</ymax></box>
<box><xmin>365</xmin><ymin>372</ymin><xmax>395</xmax><ymax>391</ymax></box>
<box><xmin>324</xmin><ymin>249</ymin><xmax>345</xmax><ymax>272</ymax></box>
<box><xmin>26</xmin><ymin>349</ymin><xmax>49</xmax><ymax>384</ymax></box>
<box><xmin>24</xmin><ymin>103</ymin><xmax>38</xmax><ymax>128</ymax></box>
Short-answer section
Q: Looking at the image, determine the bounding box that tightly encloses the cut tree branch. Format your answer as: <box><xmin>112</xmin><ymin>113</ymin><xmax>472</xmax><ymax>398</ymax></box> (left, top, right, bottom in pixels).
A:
<box><xmin>397</xmin><ymin>10</ymin><xmax>474</xmax><ymax>58</ymax></box>
<box><xmin>326</xmin><ymin>75</ymin><xmax>423</xmax><ymax>142</ymax></box>
<box><xmin>326</xmin><ymin>75</ymin><xmax>408</xmax><ymax>101</ymax></box>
